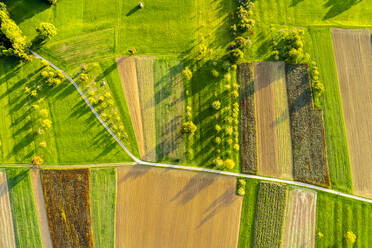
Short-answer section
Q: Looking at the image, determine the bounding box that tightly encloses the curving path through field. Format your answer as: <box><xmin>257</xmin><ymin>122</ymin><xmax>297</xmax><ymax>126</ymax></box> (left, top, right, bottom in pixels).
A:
<box><xmin>30</xmin><ymin>51</ymin><xmax>372</xmax><ymax>204</ymax></box>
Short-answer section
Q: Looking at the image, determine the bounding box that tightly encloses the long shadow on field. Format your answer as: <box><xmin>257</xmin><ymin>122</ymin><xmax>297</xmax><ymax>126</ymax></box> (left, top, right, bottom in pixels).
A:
<box><xmin>6</xmin><ymin>0</ymin><xmax>49</xmax><ymax>24</ymax></box>
<box><xmin>6</xmin><ymin>168</ymin><xmax>29</xmax><ymax>191</ymax></box>
<box><xmin>118</xmin><ymin>165</ymin><xmax>152</xmax><ymax>182</ymax></box>
<box><xmin>197</xmin><ymin>187</ymin><xmax>237</xmax><ymax>228</ymax></box>
<box><xmin>126</xmin><ymin>6</ymin><xmax>140</xmax><ymax>16</ymax></box>
<box><xmin>290</xmin><ymin>0</ymin><xmax>305</xmax><ymax>7</ymax></box>
<box><xmin>171</xmin><ymin>174</ymin><xmax>215</xmax><ymax>204</ymax></box>
<box><xmin>323</xmin><ymin>0</ymin><xmax>362</xmax><ymax>20</ymax></box>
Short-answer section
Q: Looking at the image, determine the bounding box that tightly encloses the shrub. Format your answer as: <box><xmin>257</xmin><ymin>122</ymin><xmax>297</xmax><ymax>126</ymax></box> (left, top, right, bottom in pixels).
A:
<box><xmin>36</xmin><ymin>22</ymin><xmax>57</xmax><ymax>40</ymax></box>
<box><xmin>211</xmin><ymin>69</ymin><xmax>219</xmax><ymax>78</ymax></box>
<box><xmin>224</xmin><ymin>159</ymin><xmax>235</xmax><ymax>169</ymax></box>
<box><xmin>182</xmin><ymin>67</ymin><xmax>192</xmax><ymax>81</ymax></box>
<box><xmin>128</xmin><ymin>48</ymin><xmax>136</xmax><ymax>55</ymax></box>
<box><xmin>214</xmin><ymin>157</ymin><xmax>224</xmax><ymax>168</ymax></box>
<box><xmin>211</xmin><ymin>100</ymin><xmax>221</xmax><ymax>110</ymax></box>
<box><xmin>235</xmin><ymin>36</ymin><xmax>251</xmax><ymax>49</ymax></box>
<box><xmin>182</xmin><ymin>121</ymin><xmax>197</xmax><ymax>135</ymax></box>
<box><xmin>237</xmin><ymin>187</ymin><xmax>245</xmax><ymax>196</ymax></box>
<box><xmin>228</xmin><ymin>48</ymin><xmax>244</xmax><ymax>64</ymax></box>
<box><xmin>345</xmin><ymin>231</ymin><xmax>356</xmax><ymax>245</ymax></box>
<box><xmin>215</xmin><ymin>137</ymin><xmax>221</xmax><ymax>144</ymax></box>
<box><xmin>32</xmin><ymin>156</ymin><xmax>44</xmax><ymax>166</ymax></box>
<box><xmin>39</xmin><ymin>109</ymin><xmax>49</xmax><ymax>118</ymax></box>
<box><xmin>238</xmin><ymin>179</ymin><xmax>246</xmax><ymax>186</ymax></box>
<box><xmin>0</xmin><ymin>3</ymin><xmax>30</xmax><ymax>60</ymax></box>
<box><xmin>233</xmin><ymin>144</ymin><xmax>240</xmax><ymax>151</ymax></box>
<box><xmin>41</xmin><ymin>119</ymin><xmax>52</xmax><ymax>129</ymax></box>
<box><xmin>215</xmin><ymin>124</ymin><xmax>221</xmax><ymax>132</ymax></box>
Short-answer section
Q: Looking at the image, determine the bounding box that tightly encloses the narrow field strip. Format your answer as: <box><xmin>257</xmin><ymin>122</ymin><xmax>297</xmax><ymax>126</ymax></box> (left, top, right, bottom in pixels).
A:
<box><xmin>331</xmin><ymin>28</ymin><xmax>372</xmax><ymax>198</ymax></box>
<box><xmin>91</xmin><ymin>167</ymin><xmax>116</xmax><ymax>248</ymax></box>
<box><xmin>282</xmin><ymin>188</ymin><xmax>317</xmax><ymax>248</ymax></box>
<box><xmin>0</xmin><ymin>170</ymin><xmax>16</xmax><ymax>248</ymax></box>
<box><xmin>30</xmin><ymin>169</ymin><xmax>53</xmax><ymax>248</ymax></box>
<box><xmin>30</xmin><ymin>52</ymin><xmax>372</xmax><ymax>205</ymax></box>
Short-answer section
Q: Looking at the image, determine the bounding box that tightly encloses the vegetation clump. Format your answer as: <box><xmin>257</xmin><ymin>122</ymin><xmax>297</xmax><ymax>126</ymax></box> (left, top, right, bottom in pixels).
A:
<box><xmin>182</xmin><ymin>121</ymin><xmax>197</xmax><ymax>136</ymax></box>
<box><xmin>237</xmin><ymin>179</ymin><xmax>246</xmax><ymax>196</ymax></box>
<box><xmin>0</xmin><ymin>3</ymin><xmax>30</xmax><ymax>60</ymax></box>
<box><xmin>36</xmin><ymin>22</ymin><xmax>57</xmax><ymax>41</ymax></box>
<box><xmin>32</xmin><ymin>156</ymin><xmax>44</xmax><ymax>166</ymax></box>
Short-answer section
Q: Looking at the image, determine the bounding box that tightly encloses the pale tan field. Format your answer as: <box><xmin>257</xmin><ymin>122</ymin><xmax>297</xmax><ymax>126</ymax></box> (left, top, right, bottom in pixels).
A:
<box><xmin>135</xmin><ymin>57</ymin><xmax>157</xmax><ymax>161</ymax></box>
<box><xmin>331</xmin><ymin>29</ymin><xmax>372</xmax><ymax>198</ymax></box>
<box><xmin>116</xmin><ymin>57</ymin><xmax>145</xmax><ymax>158</ymax></box>
<box><xmin>0</xmin><ymin>170</ymin><xmax>16</xmax><ymax>248</ymax></box>
<box><xmin>116</xmin><ymin>165</ymin><xmax>243</xmax><ymax>248</ymax></box>
<box><xmin>282</xmin><ymin>188</ymin><xmax>317</xmax><ymax>248</ymax></box>
<box><xmin>254</xmin><ymin>62</ymin><xmax>293</xmax><ymax>179</ymax></box>
<box><xmin>30</xmin><ymin>169</ymin><xmax>53</xmax><ymax>248</ymax></box>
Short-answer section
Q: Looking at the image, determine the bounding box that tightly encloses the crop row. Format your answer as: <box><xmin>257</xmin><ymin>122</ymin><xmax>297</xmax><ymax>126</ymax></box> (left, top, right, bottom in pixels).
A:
<box><xmin>285</xmin><ymin>64</ymin><xmax>329</xmax><ymax>187</ymax></box>
<box><xmin>253</xmin><ymin>182</ymin><xmax>287</xmax><ymax>248</ymax></box>
<box><xmin>238</xmin><ymin>63</ymin><xmax>258</xmax><ymax>173</ymax></box>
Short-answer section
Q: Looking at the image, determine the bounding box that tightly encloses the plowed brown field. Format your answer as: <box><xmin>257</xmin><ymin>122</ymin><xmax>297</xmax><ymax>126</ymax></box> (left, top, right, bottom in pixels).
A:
<box><xmin>116</xmin><ymin>165</ymin><xmax>242</xmax><ymax>248</ymax></box>
<box><xmin>282</xmin><ymin>189</ymin><xmax>317</xmax><ymax>248</ymax></box>
<box><xmin>331</xmin><ymin>29</ymin><xmax>372</xmax><ymax>198</ymax></box>
<box><xmin>0</xmin><ymin>170</ymin><xmax>16</xmax><ymax>248</ymax></box>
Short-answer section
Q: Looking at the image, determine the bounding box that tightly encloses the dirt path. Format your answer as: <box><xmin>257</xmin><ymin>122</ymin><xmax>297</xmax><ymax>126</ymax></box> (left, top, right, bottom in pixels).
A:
<box><xmin>30</xmin><ymin>169</ymin><xmax>53</xmax><ymax>248</ymax></box>
<box><xmin>282</xmin><ymin>189</ymin><xmax>317</xmax><ymax>248</ymax></box>
<box><xmin>0</xmin><ymin>170</ymin><xmax>16</xmax><ymax>248</ymax></box>
<box><xmin>332</xmin><ymin>29</ymin><xmax>372</xmax><ymax>198</ymax></box>
<box><xmin>116</xmin><ymin>165</ymin><xmax>242</xmax><ymax>248</ymax></box>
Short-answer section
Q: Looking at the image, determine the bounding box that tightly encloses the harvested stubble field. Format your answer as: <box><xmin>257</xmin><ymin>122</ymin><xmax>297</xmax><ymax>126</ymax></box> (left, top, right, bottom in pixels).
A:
<box><xmin>238</xmin><ymin>63</ymin><xmax>258</xmax><ymax>174</ymax></box>
<box><xmin>116</xmin><ymin>165</ymin><xmax>242</xmax><ymax>248</ymax></box>
<box><xmin>282</xmin><ymin>188</ymin><xmax>317</xmax><ymax>248</ymax></box>
<box><xmin>0</xmin><ymin>170</ymin><xmax>16</xmax><ymax>248</ymax></box>
<box><xmin>154</xmin><ymin>57</ymin><xmax>185</xmax><ymax>162</ymax></box>
<box><xmin>253</xmin><ymin>182</ymin><xmax>288</xmax><ymax>248</ymax></box>
<box><xmin>41</xmin><ymin>169</ymin><xmax>93</xmax><ymax>248</ymax></box>
<box><xmin>286</xmin><ymin>64</ymin><xmax>329</xmax><ymax>187</ymax></box>
<box><xmin>254</xmin><ymin>62</ymin><xmax>293</xmax><ymax>179</ymax></box>
<box><xmin>331</xmin><ymin>28</ymin><xmax>372</xmax><ymax>198</ymax></box>
<box><xmin>30</xmin><ymin>169</ymin><xmax>53</xmax><ymax>248</ymax></box>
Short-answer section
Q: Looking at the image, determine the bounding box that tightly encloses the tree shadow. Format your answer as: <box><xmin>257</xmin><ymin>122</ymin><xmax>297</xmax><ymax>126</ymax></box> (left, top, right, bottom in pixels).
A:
<box><xmin>323</xmin><ymin>0</ymin><xmax>362</xmax><ymax>20</ymax></box>
<box><xmin>290</xmin><ymin>0</ymin><xmax>305</xmax><ymax>7</ymax></box>
<box><xmin>126</xmin><ymin>6</ymin><xmax>140</xmax><ymax>16</ymax></box>
<box><xmin>6</xmin><ymin>168</ymin><xmax>30</xmax><ymax>190</ymax></box>
<box><xmin>6</xmin><ymin>0</ymin><xmax>50</xmax><ymax>24</ymax></box>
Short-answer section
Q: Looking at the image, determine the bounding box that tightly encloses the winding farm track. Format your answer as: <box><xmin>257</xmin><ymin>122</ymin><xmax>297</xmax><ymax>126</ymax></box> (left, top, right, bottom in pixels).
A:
<box><xmin>29</xmin><ymin>51</ymin><xmax>372</xmax><ymax>204</ymax></box>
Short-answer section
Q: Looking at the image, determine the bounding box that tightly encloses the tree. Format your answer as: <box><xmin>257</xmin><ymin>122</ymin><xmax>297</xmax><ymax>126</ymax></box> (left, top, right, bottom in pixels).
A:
<box><xmin>32</xmin><ymin>156</ymin><xmax>44</xmax><ymax>166</ymax></box>
<box><xmin>211</xmin><ymin>100</ymin><xmax>221</xmax><ymax>110</ymax></box>
<box><xmin>36</xmin><ymin>22</ymin><xmax>57</xmax><ymax>40</ymax></box>
<box><xmin>228</xmin><ymin>48</ymin><xmax>244</xmax><ymax>64</ymax></box>
<box><xmin>182</xmin><ymin>67</ymin><xmax>193</xmax><ymax>81</ymax></box>
<box><xmin>224</xmin><ymin>159</ymin><xmax>235</xmax><ymax>169</ymax></box>
<box><xmin>345</xmin><ymin>231</ymin><xmax>356</xmax><ymax>246</ymax></box>
<box><xmin>182</xmin><ymin>121</ymin><xmax>197</xmax><ymax>136</ymax></box>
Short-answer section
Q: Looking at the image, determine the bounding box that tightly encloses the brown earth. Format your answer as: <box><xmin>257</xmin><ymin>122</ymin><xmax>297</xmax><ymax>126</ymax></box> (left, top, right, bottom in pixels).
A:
<box><xmin>135</xmin><ymin>57</ymin><xmax>157</xmax><ymax>161</ymax></box>
<box><xmin>41</xmin><ymin>169</ymin><xmax>93</xmax><ymax>248</ymax></box>
<box><xmin>0</xmin><ymin>170</ymin><xmax>16</xmax><ymax>248</ymax></box>
<box><xmin>282</xmin><ymin>189</ymin><xmax>317</xmax><ymax>248</ymax></box>
<box><xmin>116</xmin><ymin>57</ymin><xmax>145</xmax><ymax>158</ymax></box>
<box><xmin>30</xmin><ymin>169</ymin><xmax>53</xmax><ymax>248</ymax></box>
<box><xmin>255</xmin><ymin>62</ymin><xmax>280</xmax><ymax>177</ymax></box>
<box><xmin>331</xmin><ymin>28</ymin><xmax>372</xmax><ymax>198</ymax></box>
<box><xmin>116</xmin><ymin>165</ymin><xmax>242</xmax><ymax>248</ymax></box>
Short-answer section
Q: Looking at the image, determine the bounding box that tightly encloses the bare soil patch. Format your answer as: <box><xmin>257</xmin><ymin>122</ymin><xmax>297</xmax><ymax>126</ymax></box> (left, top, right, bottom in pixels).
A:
<box><xmin>0</xmin><ymin>170</ymin><xmax>16</xmax><ymax>248</ymax></box>
<box><xmin>238</xmin><ymin>63</ymin><xmax>258</xmax><ymax>174</ymax></box>
<box><xmin>116</xmin><ymin>165</ymin><xmax>242</xmax><ymax>248</ymax></box>
<box><xmin>116</xmin><ymin>57</ymin><xmax>145</xmax><ymax>158</ymax></box>
<box><xmin>331</xmin><ymin>28</ymin><xmax>372</xmax><ymax>198</ymax></box>
<box><xmin>282</xmin><ymin>188</ymin><xmax>317</xmax><ymax>248</ymax></box>
<box><xmin>255</xmin><ymin>62</ymin><xmax>280</xmax><ymax>177</ymax></box>
<box><xmin>30</xmin><ymin>169</ymin><xmax>53</xmax><ymax>248</ymax></box>
<box><xmin>41</xmin><ymin>169</ymin><xmax>93</xmax><ymax>248</ymax></box>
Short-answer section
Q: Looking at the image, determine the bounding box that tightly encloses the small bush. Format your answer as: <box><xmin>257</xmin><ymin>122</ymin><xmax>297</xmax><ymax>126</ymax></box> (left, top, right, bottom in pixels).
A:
<box><xmin>211</xmin><ymin>69</ymin><xmax>219</xmax><ymax>78</ymax></box>
<box><xmin>182</xmin><ymin>121</ymin><xmax>197</xmax><ymax>135</ymax></box>
<box><xmin>238</xmin><ymin>179</ymin><xmax>246</xmax><ymax>186</ymax></box>
<box><xmin>233</xmin><ymin>144</ymin><xmax>240</xmax><ymax>151</ymax></box>
<box><xmin>237</xmin><ymin>187</ymin><xmax>245</xmax><ymax>196</ymax></box>
<box><xmin>182</xmin><ymin>67</ymin><xmax>193</xmax><ymax>81</ymax></box>
<box><xmin>211</xmin><ymin>100</ymin><xmax>221</xmax><ymax>110</ymax></box>
<box><xmin>41</xmin><ymin>119</ymin><xmax>52</xmax><ymax>130</ymax></box>
<box><xmin>215</xmin><ymin>124</ymin><xmax>221</xmax><ymax>132</ymax></box>
<box><xmin>215</xmin><ymin>137</ymin><xmax>221</xmax><ymax>144</ymax></box>
<box><xmin>224</xmin><ymin>159</ymin><xmax>235</xmax><ymax>169</ymax></box>
<box><xmin>228</xmin><ymin>48</ymin><xmax>244</xmax><ymax>64</ymax></box>
<box><xmin>214</xmin><ymin>157</ymin><xmax>224</xmax><ymax>168</ymax></box>
<box><xmin>39</xmin><ymin>109</ymin><xmax>49</xmax><ymax>118</ymax></box>
<box><xmin>36</xmin><ymin>22</ymin><xmax>57</xmax><ymax>40</ymax></box>
<box><xmin>344</xmin><ymin>231</ymin><xmax>356</xmax><ymax>245</ymax></box>
<box><xmin>32</xmin><ymin>156</ymin><xmax>44</xmax><ymax>166</ymax></box>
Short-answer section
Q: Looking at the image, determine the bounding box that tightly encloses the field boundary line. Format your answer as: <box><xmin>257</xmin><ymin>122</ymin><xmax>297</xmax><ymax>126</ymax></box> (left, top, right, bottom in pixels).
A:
<box><xmin>29</xmin><ymin>51</ymin><xmax>372</xmax><ymax>204</ymax></box>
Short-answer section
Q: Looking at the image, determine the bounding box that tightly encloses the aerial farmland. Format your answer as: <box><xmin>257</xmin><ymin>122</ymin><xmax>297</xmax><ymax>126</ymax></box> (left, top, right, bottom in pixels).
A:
<box><xmin>0</xmin><ymin>0</ymin><xmax>371</xmax><ymax>247</ymax></box>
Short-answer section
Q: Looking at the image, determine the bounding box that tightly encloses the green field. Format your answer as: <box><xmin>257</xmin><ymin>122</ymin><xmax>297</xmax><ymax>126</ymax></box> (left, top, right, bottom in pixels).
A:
<box><xmin>316</xmin><ymin>191</ymin><xmax>372</xmax><ymax>247</ymax></box>
<box><xmin>90</xmin><ymin>167</ymin><xmax>117</xmax><ymax>248</ymax></box>
<box><xmin>6</xmin><ymin>168</ymin><xmax>42</xmax><ymax>248</ymax></box>
<box><xmin>238</xmin><ymin>179</ymin><xmax>259</xmax><ymax>248</ymax></box>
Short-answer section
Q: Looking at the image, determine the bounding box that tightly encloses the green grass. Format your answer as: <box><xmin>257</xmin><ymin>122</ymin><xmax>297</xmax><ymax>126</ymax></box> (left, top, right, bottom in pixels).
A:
<box><xmin>238</xmin><ymin>178</ymin><xmax>259</xmax><ymax>248</ymax></box>
<box><xmin>305</xmin><ymin>28</ymin><xmax>353</xmax><ymax>193</ymax></box>
<box><xmin>6</xmin><ymin>168</ymin><xmax>42</xmax><ymax>248</ymax></box>
<box><xmin>316</xmin><ymin>191</ymin><xmax>372</xmax><ymax>247</ymax></box>
<box><xmin>90</xmin><ymin>167</ymin><xmax>117</xmax><ymax>248</ymax></box>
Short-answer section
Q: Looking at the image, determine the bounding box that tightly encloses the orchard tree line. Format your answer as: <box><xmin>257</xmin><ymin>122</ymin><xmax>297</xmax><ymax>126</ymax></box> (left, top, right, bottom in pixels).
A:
<box><xmin>0</xmin><ymin>2</ymin><xmax>57</xmax><ymax>61</ymax></box>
